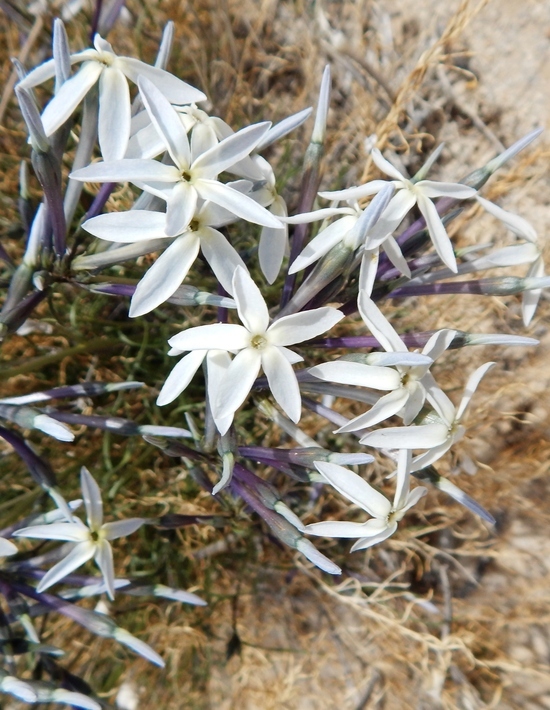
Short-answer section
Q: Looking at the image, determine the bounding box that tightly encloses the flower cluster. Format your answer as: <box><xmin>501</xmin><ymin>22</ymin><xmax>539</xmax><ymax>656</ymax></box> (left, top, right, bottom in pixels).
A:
<box><xmin>0</xmin><ymin>15</ymin><xmax>547</xmax><ymax>707</ymax></box>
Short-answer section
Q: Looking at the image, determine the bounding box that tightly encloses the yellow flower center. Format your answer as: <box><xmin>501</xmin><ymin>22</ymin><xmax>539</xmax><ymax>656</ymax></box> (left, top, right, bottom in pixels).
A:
<box><xmin>251</xmin><ymin>334</ymin><xmax>268</xmax><ymax>350</ymax></box>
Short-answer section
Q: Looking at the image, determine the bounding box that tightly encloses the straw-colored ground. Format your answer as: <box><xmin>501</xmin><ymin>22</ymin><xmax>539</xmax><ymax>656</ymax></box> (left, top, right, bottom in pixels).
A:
<box><xmin>1</xmin><ymin>0</ymin><xmax>549</xmax><ymax>708</ymax></box>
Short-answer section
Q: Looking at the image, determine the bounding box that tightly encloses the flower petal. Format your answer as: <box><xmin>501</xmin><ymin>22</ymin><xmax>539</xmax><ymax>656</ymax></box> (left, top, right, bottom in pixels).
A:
<box><xmin>358</xmin><ymin>294</ymin><xmax>407</xmax><ymax>352</ymax></box>
<box><xmin>282</xmin><ymin>207</ymin><xmax>353</xmax><ymax>224</ymax></box>
<box><xmin>401</xmin><ymin>486</ymin><xmax>427</xmax><ymax>513</ymax></box>
<box><xmin>168</xmin><ymin>323</ymin><xmax>250</xmax><ymax>352</ymax></box>
<box><xmin>138</xmin><ymin>76</ymin><xmax>191</xmax><ymax>168</ymax></box>
<box><xmin>41</xmin><ymin>61</ymin><xmax>103</xmax><ymax>135</ymax></box>
<box><xmin>206</xmin><ymin>350</ymin><xmax>234</xmax><ymax>435</ymax></box>
<box><xmin>306</xmin><ymin>519</ymin><xmax>388</xmax><ymax>538</ymax></box>
<box><xmin>213</xmin><ymin>347</ymin><xmax>261</xmax><ymax>422</ymax></box>
<box><xmin>98</xmin><ymin>67</ymin><xmax>131</xmax><ymax>160</ymax></box>
<box><xmin>71</xmin><ymin>159</ymin><xmax>178</xmax><ymax>183</ymax></box>
<box><xmin>317</xmin><ymin>179</ymin><xmax>389</xmax><ymax>202</ymax></box>
<box><xmin>267</xmin><ymin>307</ymin><xmax>343</xmax><ymax>346</ymax></box>
<box><xmin>522</xmin><ymin>255</ymin><xmax>545</xmax><ymax>325</ymax></box>
<box><xmin>197</xmin><ymin>179</ymin><xmax>282</xmax><ymax>228</ymax></box>
<box><xmin>102</xmin><ymin>518</ymin><xmax>146</xmax><ymax>540</ymax></box>
<box><xmin>200</xmin><ymin>227</ymin><xmax>247</xmax><ymax>294</ymax></box>
<box><xmin>381</xmin><ymin>235</ymin><xmax>411</xmax><ymax>277</ymax></box>
<box><xmin>37</xmin><ymin>541</ymin><xmax>95</xmax><ymax>592</ymax></box>
<box><xmin>422</xmin><ymin>329</ymin><xmax>456</xmax><ymax>360</ymax></box>
<box><xmin>0</xmin><ymin>537</ymin><xmax>18</xmax><ymax>556</ymax></box>
<box><xmin>192</xmin><ymin>121</ymin><xmax>271</xmax><ymax>178</ymax></box>
<box><xmin>119</xmin><ymin>57</ymin><xmax>206</xmax><ymax>104</ymax></box>
<box><xmin>314</xmin><ymin>462</ymin><xmax>391</xmax><ymax>518</ymax></box>
<box><xmin>165</xmin><ymin>181</ymin><xmax>197</xmax><ymax>237</ymax></box>
<box><xmin>262</xmin><ymin>346</ymin><xmax>301</xmax><ymax>422</ymax></box>
<box><xmin>256</xmin><ymin>107</ymin><xmax>312</xmax><ymax>151</ymax></box>
<box><xmin>416</xmin><ymin>193</ymin><xmax>457</xmax><ymax>272</ymax></box>
<box><xmin>83</xmin><ymin>210</ymin><xmax>167</xmax><ymax>242</ymax></box>
<box><xmin>288</xmin><ymin>215</ymin><xmax>356</xmax><ymax>273</ymax></box>
<box><xmin>231</xmin><ymin>267</ymin><xmax>269</xmax><ymax>333</ymax></box>
<box><xmin>456</xmin><ymin>361</ymin><xmax>496</xmax><ymax>421</ymax></box>
<box><xmin>350</xmin><ymin>523</ymin><xmax>398</xmax><ymax>551</ymax></box>
<box><xmin>393</xmin><ymin>448</ymin><xmax>412</xmax><ymax>510</ymax></box>
<box><xmin>309</xmin><ymin>361</ymin><xmax>401</xmax><ymax>390</ymax></box>
<box><xmin>13</xmin><ymin>522</ymin><xmax>88</xmax><ymax>542</ymax></box>
<box><xmin>411</xmin><ymin>441</ymin><xmax>453</xmax><ymax>471</ymax></box>
<box><xmin>371</xmin><ymin>148</ymin><xmax>406</xmax><ymax>181</ymax></box>
<box><xmin>157</xmin><ymin>350</ymin><xmax>207</xmax><ymax>406</ymax></box>
<box><xmin>259</xmin><ymin>197</ymin><xmax>288</xmax><ymax>284</ymax></box>
<box><xmin>360</xmin><ymin>422</ymin><xmax>449</xmax><ymax>449</ymax></box>
<box><xmin>418</xmin><ymin>180</ymin><xmax>476</xmax><ymax>199</ymax></box>
<box><xmin>94</xmin><ymin>538</ymin><xmax>115</xmax><ymax>600</ymax></box>
<box><xmin>18</xmin><ymin>57</ymin><xmax>57</xmax><ymax>89</ymax></box>
<box><xmin>113</xmin><ymin>627</ymin><xmax>165</xmax><ymax>667</ymax></box>
<box><xmin>80</xmin><ymin>466</ymin><xmax>103</xmax><ymax>530</ymax></box>
<box><xmin>476</xmin><ymin>195</ymin><xmax>537</xmax><ymax>242</ymax></box>
<box><xmin>129</xmin><ymin>233</ymin><xmax>200</xmax><ymax>317</ymax></box>
<box><xmin>33</xmin><ymin>414</ymin><xmax>75</xmax><ymax>441</ymax></box>
<box><xmin>367</xmin><ymin>189</ymin><xmax>416</xmax><ymax>242</ymax></box>
<box><xmin>190</xmin><ymin>122</ymin><xmax>219</xmax><ymax>163</ymax></box>
<box><xmin>337</xmin><ymin>388</ymin><xmax>410</xmax><ymax>432</ymax></box>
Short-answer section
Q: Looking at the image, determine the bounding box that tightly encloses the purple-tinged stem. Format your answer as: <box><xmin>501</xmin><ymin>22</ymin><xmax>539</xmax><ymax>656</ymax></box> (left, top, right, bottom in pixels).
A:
<box><xmin>387</xmin><ymin>276</ymin><xmax>528</xmax><ymax>298</ymax></box>
<box><xmin>0</xmin><ymin>288</ymin><xmax>49</xmax><ymax>336</ymax></box>
<box><xmin>90</xmin><ymin>0</ymin><xmax>103</xmax><ymax>40</ymax></box>
<box><xmin>0</xmin><ymin>425</ymin><xmax>56</xmax><ymax>489</ymax></box>
<box><xmin>280</xmin><ymin>67</ymin><xmax>330</xmax><ymax>308</ymax></box>
<box><xmin>83</xmin><ymin>183</ymin><xmax>116</xmax><ymax>221</ymax></box>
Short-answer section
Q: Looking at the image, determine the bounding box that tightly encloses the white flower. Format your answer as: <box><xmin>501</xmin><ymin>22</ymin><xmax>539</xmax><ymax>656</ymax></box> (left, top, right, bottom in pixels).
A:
<box><xmin>476</xmin><ymin>195</ymin><xmax>545</xmax><ymax>325</ymax></box>
<box><xmin>14</xmin><ymin>467</ymin><xmax>145</xmax><ymax>599</ymax></box>
<box><xmin>82</xmin><ymin>189</ymin><xmax>250</xmax><ymax>316</ymax></box>
<box><xmin>360</xmin><ymin>361</ymin><xmax>496</xmax><ymax>471</ymax></box>
<box><xmin>319</xmin><ymin>148</ymin><xmax>477</xmax><ymax>272</ymax></box>
<box><xmin>158</xmin><ymin>267</ymin><xmax>344</xmax><ymax>434</ymax></box>
<box><xmin>283</xmin><ymin>201</ymin><xmax>364</xmax><ymax>273</ymax></box>
<box><xmin>310</xmin><ymin>295</ymin><xmax>456</xmax><ymax>431</ymax></box>
<box><xmin>18</xmin><ymin>34</ymin><xmax>206</xmax><ymax>160</ymax></box>
<box><xmin>305</xmin><ymin>452</ymin><xmax>426</xmax><ymax>551</ymax></box>
<box><xmin>71</xmin><ymin>77</ymin><xmax>282</xmax><ymax>237</ymax></box>
<box><xmin>283</xmin><ymin>183</ymin><xmax>397</xmax><ymax>275</ymax></box>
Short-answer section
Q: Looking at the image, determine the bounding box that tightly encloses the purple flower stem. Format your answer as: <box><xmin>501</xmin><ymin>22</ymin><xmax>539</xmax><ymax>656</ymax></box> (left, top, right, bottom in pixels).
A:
<box><xmin>83</xmin><ymin>183</ymin><xmax>116</xmax><ymax>221</ymax></box>
<box><xmin>90</xmin><ymin>0</ymin><xmax>104</xmax><ymax>40</ymax></box>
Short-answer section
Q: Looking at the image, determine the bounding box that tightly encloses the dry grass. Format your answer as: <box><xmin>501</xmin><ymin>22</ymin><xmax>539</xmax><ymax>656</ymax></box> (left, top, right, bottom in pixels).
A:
<box><xmin>1</xmin><ymin>0</ymin><xmax>550</xmax><ymax>708</ymax></box>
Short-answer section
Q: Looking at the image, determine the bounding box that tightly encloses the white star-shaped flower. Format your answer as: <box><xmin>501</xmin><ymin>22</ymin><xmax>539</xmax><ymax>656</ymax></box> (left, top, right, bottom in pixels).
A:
<box><xmin>14</xmin><ymin>467</ymin><xmax>145</xmax><ymax>599</ymax></box>
<box><xmin>360</xmin><ymin>361</ymin><xmax>496</xmax><ymax>471</ymax></box>
<box><xmin>476</xmin><ymin>195</ymin><xmax>545</xmax><ymax>325</ymax></box>
<box><xmin>158</xmin><ymin>267</ymin><xmax>344</xmax><ymax>434</ymax></box>
<box><xmin>310</xmin><ymin>295</ymin><xmax>456</xmax><ymax>431</ymax></box>
<box><xmin>18</xmin><ymin>34</ymin><xmax>206</xmax><ymax>160</ymax></box>
<box><xmin>71</xmin><ymin>77</ymin><xmax>282</xmax><ymax>237</ymax></box>
<box><xmin>282</xmin><ymin>183</ymin><xmax>399</xmax><ymax>277</ymax></box>
<box><xmin>82</xmin><ymin>188</ymin><xmax>250</xmax><ymax>316</ymax></box>
<box><xmin>305</xmin><ymin>451</ymin><xmax>426</xmax><ymax>551</ymax></box>
<box><xmin>319</xmin><ymin>148</ymin><xmax>477</xmax><ymax>272</ymax></box>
